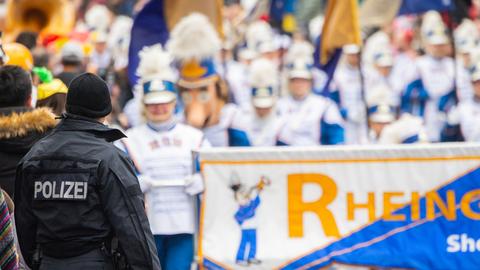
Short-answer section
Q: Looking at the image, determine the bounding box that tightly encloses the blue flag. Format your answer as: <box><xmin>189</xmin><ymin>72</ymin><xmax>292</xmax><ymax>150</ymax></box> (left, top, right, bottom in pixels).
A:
<box><xmin>128</xmin><ymin>0</ymin><xmax>169</xmax><ymax>85</ymax></box>
<box><xmin>398</xmin><ymin>0</ymin><xmax>454</xmax><ymax>15</ymax></box>
<box><xmin>313</xmin><ymin>35</ymin><xmax>342</xmax><ymax>97</ymax></box>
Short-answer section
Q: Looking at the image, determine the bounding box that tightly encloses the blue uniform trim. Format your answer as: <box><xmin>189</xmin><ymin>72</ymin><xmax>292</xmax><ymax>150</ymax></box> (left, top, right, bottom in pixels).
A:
<box><xmin>440</xmin><ymin>123</ymin><xmax>465</xmax><ymax>142</ymax></box>
<box><xmin>276</xmin><ymin>140</ymin><xmax>289</xmax><ymax>146</ymax></box>
<box><xmin>401</xmin><ymin>134</ymin><xmax>419</xmax><ymax>144</ymax></box>
<box><xmin>339</xmin><ymin>108</ymin><xmax>348</xmax><ymax>120</ymax></box>
<box><xmin>251</xmin><ymin>87</ymin><xmax>274</xmax><ymax>97</ymax></box>
<box><xmin>329</xmin><ymin>89</ymin><xmax>341</xmax><ymax>106</ymax></box>
<box><xmin>228</xmin><ymin>128</ymin><xmax>251</xmax><ymax>147</ymax></box>
<box><xmin>438</xmin><ymin>89</ymin><xmax>457</xmax><ymax>112</ymax></box>
<box><xmin>320</xmin><ymin>121</ymin><xmax>345</xmax><ymax>145</ymax></box>
<box><xmin>143</xmin><ymin>80</ymin><xmax>176</xmax><ymax>95</ymax></box>
<box><xmin>368</xmin><ymin>105</ymin><xmax>396</xmax><ymax>115</ymax></box>
<box><xmin>154</xmin><ymin>234</ymin><xmax>193</xmax><ymax>270</ymax></box>
<box><xmin>401</xmin><ymin>79</ymin><xmax>429</xmax><ymax>117</ymax></box>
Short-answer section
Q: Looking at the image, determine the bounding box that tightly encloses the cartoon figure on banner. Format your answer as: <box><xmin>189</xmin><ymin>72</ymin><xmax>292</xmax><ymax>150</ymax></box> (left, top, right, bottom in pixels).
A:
<box><xmin>230</xmin><ymin>174</ymin><xmax>271</xmax><ymax>266</ymax></box>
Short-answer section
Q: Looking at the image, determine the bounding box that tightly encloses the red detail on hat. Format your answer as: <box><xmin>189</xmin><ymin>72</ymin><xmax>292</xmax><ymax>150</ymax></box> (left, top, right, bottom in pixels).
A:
<box><xmin>260</xmin><ymin>14</ymin><xmax>270</xmax><ymax>22</ymax></box>
<box><xmin>40</xmin><ymin>34</ymin><xmax>61</xmax><ymax>48</ymax></box>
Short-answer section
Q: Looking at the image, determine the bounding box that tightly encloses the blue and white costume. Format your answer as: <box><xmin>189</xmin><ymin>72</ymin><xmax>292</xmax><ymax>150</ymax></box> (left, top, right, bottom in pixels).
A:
<box><xmin>331</xmin><ymin>63</ymin><xmax>367</xmax><ymax>144</ymax></box>
<box><xmin>276</xmin><ymin>94</ymin><xmax>345</xmax><ymax>145</ymax></box>
<box><xmin>402</xmin><ymin>11</ymin><xmax>456</xmax><ymax>142</ymax></box>
<box><xmin>243</xmin><ymin>58</ymin><xmax>283</xmax><ymax>146</ymax></box>
<box><xmin>402</xmin><ymin>55</ymin><xmax>455</xmax><ymax>142</ymax></box>
<box><xmin>119</xmin><ymin>121</ymin><xmax>209</xmax><ymax>235</ymax></box>
<box><xmin>244</xmin><ymin>109</ymin><xmax>283</xmax><ymax>146</ymax></box>
<box><xmin>202</xmin><ymin>103</ymin><xmax>251</xmax><ymax>147</ymax></box>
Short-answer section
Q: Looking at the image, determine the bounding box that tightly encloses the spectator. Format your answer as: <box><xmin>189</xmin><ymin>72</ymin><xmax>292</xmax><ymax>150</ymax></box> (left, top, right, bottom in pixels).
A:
<box><xmin>56</xmin><ymin>41</ymin><xmax>85</xmax><ymax>86</ymax></box>
<box><xmin>0</xmin><ymin>65</ymin><xmax>56</xmax><ymax>197</ymax></box>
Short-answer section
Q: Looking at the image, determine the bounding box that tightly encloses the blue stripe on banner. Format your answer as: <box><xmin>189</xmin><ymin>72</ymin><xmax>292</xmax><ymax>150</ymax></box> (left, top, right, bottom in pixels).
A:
<box><xmin>203</xmin><ymin>257</ymin><xmax>226</xmax><ymax>270</ymax></box>
<box><xmin>398</xmin><ymin>0</ymin><xmax>454</xmax><ymax>15</ymax></box>
<box><xmin>128</xmin><ymin>0</ymin><xmax>170</xmax><ymax>85</ymax></box>
<box><xmin>280</xmin><ymin>166</ymin><xmax>480</xmax><ymax>269</ymax></box>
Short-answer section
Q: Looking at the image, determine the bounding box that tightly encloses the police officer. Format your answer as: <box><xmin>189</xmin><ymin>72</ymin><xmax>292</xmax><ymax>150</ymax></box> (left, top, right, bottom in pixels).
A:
<box><xmin>15</xmin><ymin>73</ymin><xmax>161</xmax><ymax>270</ymax></box>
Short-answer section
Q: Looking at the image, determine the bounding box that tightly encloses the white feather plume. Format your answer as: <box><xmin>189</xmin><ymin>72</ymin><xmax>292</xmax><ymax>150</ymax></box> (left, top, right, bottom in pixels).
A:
<box><xmin>246</xmin><ymin>20</ymin><xmax>274</xmax><ymax>50</ymax></box>
<box><xmin>421</xmin><ymin>11</ymin><xmax>446</xmax><ymax>36</ymax></box>
<box><xmin>136</xmin><ymin>44</ymin><xmax>176</xmax><ymax>83</ymax></box>
<box><xmin>286</xmin><ymin>41</ymin><xmax>314</xmax><ymax>65</ymax></box>
<box><xmin>167</xmin><ymin>13</ymin><xmax>221</xmax><ymax>61</ymax></box>
<box><xmin>249</xmin><ymin>58</ymin><xmax>278</xmax><ymax>88</ymax></box>
<box><xmin>85</xmin><ymin>5</ymin><xmax>111</xmax><ymax>32</ymax></box>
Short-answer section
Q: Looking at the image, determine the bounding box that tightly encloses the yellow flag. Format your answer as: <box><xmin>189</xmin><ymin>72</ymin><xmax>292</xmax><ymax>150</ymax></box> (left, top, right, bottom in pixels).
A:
<box><xmin>320</xmin><ymin>0</ymin><xmax>361</xmax><ymax>65</ymax></box>
<box><xmin>164</xmin><ymin>0</ymin><xmax>224</xmax><ymax>38</ymax></box>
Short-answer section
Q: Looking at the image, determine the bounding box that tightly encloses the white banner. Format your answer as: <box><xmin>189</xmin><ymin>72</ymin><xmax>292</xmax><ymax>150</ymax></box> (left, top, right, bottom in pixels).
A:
<box><xmin>196</xmin><ymin>143</ymin><xmax>480</xmax><ymax>269</ymax></box>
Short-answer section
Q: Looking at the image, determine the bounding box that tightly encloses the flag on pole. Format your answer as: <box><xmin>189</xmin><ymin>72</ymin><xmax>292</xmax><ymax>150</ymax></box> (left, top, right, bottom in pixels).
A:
<box><xmin>314</xmin><ymin>0</ymin><xmax>361</xmax><ymax>95</ymax></box>
<box><xmin>320</xmin><ymin>0</ymin><xmax>361</xmax><ymax>66</ymax></box>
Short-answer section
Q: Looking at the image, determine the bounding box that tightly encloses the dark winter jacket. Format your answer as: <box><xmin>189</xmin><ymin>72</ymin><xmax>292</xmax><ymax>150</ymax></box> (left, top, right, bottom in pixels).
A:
<box><xmin>0</xmin><ymin>107</ymin><xmax>56</xmax><ymax>198</ymax></box>
<box><xmin>15</xmin><ymin>113</ymin><xmax>161</xmax><ymax>269</ymax></box>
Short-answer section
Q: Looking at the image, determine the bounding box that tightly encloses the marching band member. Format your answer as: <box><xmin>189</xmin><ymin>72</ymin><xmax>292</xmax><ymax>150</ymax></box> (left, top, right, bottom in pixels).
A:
<box><xmin>446</xmin><ymin>61</ymin><xmax>480</xmax><ymax>142</ymax></box>
<box><xmin>454</xmin><ymin>19</ymin><xmax>479</xmax><ymax>102</ymax></box>
<box><xmin>244</xmin><ymin>58</ymin><xmax>283</xmax><ymax>146</ymax></box>
<box><xmin>117</xmin><ymin>44</ymin><xmax>208</xmax><ymax>270</ymax></box>
<box><xmin>168</xmin><ymin>13</ymin><xmax>250</xmax><ymax>147</ymax></box>
<box><xmin>366</xmin><ymin>84</ymin><xmax>397</xmax><ymax>144</ymax></box>
<box><xmin>277</xmin><ymin>58</ymin><xmax>345</xmax><ymax>146</ymax></box>
<box><xmin>402</xmin><ymin>11</ymin><xmax>455</xmax><ymax>142</ymax></box>
<box><xmin>330</xmin><ymin>44</ymin><xmax>367</xmax><ymax>144</ymax></box>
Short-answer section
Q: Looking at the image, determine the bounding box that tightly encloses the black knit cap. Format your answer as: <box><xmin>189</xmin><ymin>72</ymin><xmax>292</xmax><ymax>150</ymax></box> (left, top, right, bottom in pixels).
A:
<box><xmin>66</xmin><ymin>73</ymin><xmax>112</xmax><ymax>118</ymax></box>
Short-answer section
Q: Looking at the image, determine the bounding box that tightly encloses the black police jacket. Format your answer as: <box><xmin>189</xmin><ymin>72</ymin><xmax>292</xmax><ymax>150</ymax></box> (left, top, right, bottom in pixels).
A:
<box><xmin>15</xmin><ymin>114</ymin><xmax>161</xmax><ymax>270</ymax></box>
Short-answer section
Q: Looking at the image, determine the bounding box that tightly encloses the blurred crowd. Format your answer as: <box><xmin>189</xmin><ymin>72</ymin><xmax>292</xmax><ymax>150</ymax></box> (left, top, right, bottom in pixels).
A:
<box><xmin>2</xmin><ymin>0</ymin><xmax>480</xmax><ymax>147</ymax></box>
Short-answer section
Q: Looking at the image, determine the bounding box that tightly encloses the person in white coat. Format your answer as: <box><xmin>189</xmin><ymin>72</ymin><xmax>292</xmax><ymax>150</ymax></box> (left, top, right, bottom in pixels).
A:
<box><xmin>117</xmin><ymin>44</ymin><xmax>209</xmax><ymax>270</ymax></box>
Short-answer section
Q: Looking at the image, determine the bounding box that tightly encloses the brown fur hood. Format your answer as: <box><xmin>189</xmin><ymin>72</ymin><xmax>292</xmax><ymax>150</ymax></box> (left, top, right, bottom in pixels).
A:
<box><xmin>0</xmin><ymin>107</ymin><xmax>57</xmax><ymax>139</ymax></box>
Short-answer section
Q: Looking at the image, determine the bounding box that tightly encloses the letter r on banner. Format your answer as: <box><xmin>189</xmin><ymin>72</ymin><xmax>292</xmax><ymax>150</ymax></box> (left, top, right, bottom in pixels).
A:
<box><xmin>288</xmin><ymin>174</ymin><xmax>340</xmax><ymax>238</ymax></box>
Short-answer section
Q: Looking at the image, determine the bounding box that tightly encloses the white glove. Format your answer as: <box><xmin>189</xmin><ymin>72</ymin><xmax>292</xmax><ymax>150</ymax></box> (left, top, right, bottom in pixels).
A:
<box><xmin>184</xmin><ymin>174</ymin><xmax>204</xmax><ymax>195</ymax></box>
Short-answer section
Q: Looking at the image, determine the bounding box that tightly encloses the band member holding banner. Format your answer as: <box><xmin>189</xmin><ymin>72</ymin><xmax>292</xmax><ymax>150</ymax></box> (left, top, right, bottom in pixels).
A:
<box><xmin>118</xmin><ymin>44</ymin><xmax>209</xmax><ymax>270</ymax></box>
<box><xmin>167</xmin><ymin>13</ymin><xmax>251</xmax><ymax>147</ymax></box>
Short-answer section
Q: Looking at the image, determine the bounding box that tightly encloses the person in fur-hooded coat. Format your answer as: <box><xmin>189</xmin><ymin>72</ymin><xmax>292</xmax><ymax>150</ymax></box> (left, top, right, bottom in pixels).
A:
<box><xmin>0</xmin><ymin>66</ymin><xmax>56</xmax><ymax>198</ymax></box>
